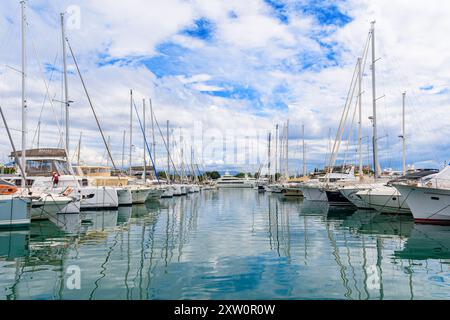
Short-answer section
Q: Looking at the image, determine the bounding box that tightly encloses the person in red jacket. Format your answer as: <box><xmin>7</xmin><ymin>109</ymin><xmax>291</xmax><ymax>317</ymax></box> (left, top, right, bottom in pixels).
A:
<box><xmin>52</xmin><ymin>171</ymin><xmax>60</xmax><ymax>188</ymax></box>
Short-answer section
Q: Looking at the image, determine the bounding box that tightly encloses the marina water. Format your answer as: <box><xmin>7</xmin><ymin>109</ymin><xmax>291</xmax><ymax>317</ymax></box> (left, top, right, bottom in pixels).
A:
<box><xmin>1</xmin><ymin>189</ymin><xmax>449</xmax><ymax>300</ymax></box>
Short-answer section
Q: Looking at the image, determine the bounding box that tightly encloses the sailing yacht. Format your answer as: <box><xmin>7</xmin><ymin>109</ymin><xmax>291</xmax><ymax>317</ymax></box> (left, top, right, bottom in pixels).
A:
<box><xmin>352</xmin><ymin>170</ymin><xmax>438</xmax><ymax>214</ymax></box>
<box><xmin>394</xmin><ymin>166</ymin><xmax>450</xmax><ymax>223</ymax></box>
<box><xmin>299</xmin><ymin>167</ymin><xmax>357</xmax><ymax>203</ymax></box>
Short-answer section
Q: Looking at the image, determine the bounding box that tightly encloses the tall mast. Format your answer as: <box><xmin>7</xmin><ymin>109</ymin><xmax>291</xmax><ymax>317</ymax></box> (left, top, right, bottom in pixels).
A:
<box><xmin>143</xmin><ymin>98</ymin><xmax>146</xmax><ymax>180</ymax></box>
<box><xmin>20</xmin><ymin>1</ymin><xmax>27</xmax><ymax>187</ymax></box>
<box><xmin>61</xmin><ymin>12</ymin><xmax>70</xmax><ymax>155</ymax></box>
<box><xmin>358</xmin><ymin>57</ymin><xmax>363</xmax><ymax>180</ymax></box>
<box><xmin>402</xmin><ymin>92</ymin><xmax>406</xmax><ymax>175</ymax></box>
<box><xmin>275</xmin><ymin>124</ymin><xmax>278</xmax><ymax>181</ymax></box>
<box><xmin>268</xmin><ymin>132</ymin><xmax>271</xmax><ymax>181</ymax></box>
<box><xmin>37</xmin><ymin>121</ymin><xmax>40</xmax><ymax>148</ymax></box>
<box><xmin>106</xmin><ymin>136</ymin><xmax>110</xmax><ymax>167</ymax></box>
<box><xmin>302</xmin><ymin>124</ymin><xmax>306</xmax><ymax>176</ymax></box>
<box><xmin>167</xmin><ymin>120</ymin><xmax>170</xmax><ymax>183</ymax></box>
<box><xmin>77</xmin><ymin>131</ymin><xmax>82</xmax><ymax>166</ymax></box>
<box><xmin>121</xmin><ymin>130</ymin><xmax>126</xmax><ymax>171</ymax></box>
<box><xmin>149</xmin><ymin>98</ymin><xmax>156</xmax><ymax>169</ymax></box>
<box><xmin>180</xmin><ymin>128</ymin><xmax>183</xmax><ymax>181</ymax></box>
<box><xmin>129</xmin><ymin>89</ymin><xmax>133</xmax><ymax>175</ymax></box>
<box><xmin>285</xmin><ymin>120</ymin><xmax>289</xmax><ymax>179</ymax></box>
<box><xmin>371</xmin><ymin>21</ymin><xmax>380</xmax><ymax>179</ymax></box>
<box><xmin>279</xmin><ymin>124</ymin><xmax>283</xmax><ymax>177</ymax></box>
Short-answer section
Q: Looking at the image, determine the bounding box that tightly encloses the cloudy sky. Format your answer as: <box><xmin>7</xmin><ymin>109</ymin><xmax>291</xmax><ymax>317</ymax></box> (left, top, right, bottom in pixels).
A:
<box><xmin>0</xmin><ymin>0</ymin><xmax>449</xmax><ymax>174</ymax></box>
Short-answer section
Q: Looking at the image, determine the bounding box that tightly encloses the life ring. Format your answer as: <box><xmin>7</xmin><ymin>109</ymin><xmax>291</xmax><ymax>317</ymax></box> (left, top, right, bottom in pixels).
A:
<box><xmin>0</xmin><ymin>184</ymin><xmax>18</xmax><ymax>195</ymax></box>
<box><xmin>63</xmin><ymin>187</ymin><xmax>73</xmax><ymax>196</ymax></box>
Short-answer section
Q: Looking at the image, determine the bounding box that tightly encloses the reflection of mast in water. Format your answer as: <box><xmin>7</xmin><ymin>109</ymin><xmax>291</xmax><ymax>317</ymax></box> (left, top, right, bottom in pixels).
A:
<box><xmin>361</xmin><ymin>234</ymin><xmax>370</xmax><ymax>299</ymax></box>
<box><xmin>177</xmin><ymin>198</ymin><xmax>185</xmax><ymax>262</ymax></box>
<box><xmin>376</xmin><ymin>237</ymin><xmax>384</xmax><ymax>300</ymax></box>
<box><xmin>343</xmin><ymin>229</ymin><xmax>362</xmax><ymax>299</ymax></box>
<box><xmin>1</xmin><ymin>230</ymin><xmax>29</xmax><ymax>300</ymax></box>
<box><xmin>89</xmin><ymin>226</ymin><xmax>122</xmax><ymax>300</ymax></box>
<box><xmin>268</xmin><ymin>197</ymin><xmax>273</xmax><ymax>251</ymax></box>
<box><xmin>325</xmin><ymin>221</ymin><xmax>352</xmax><ymax>299</ymax></box>
<box><xmin>267</xmin><ymin>197</ymin><xmax>292</xmax><ymax>258</ymax></box>
<box><xmin>145</xmin><ymin>214</ymin><xmax>158</xmax><ymax>300</ymax></box>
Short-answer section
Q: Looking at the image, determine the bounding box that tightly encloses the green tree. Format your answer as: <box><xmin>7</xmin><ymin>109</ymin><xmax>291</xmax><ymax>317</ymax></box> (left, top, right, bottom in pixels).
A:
<box><xmin>157</xmin><ymin>171</ymin><xmax>167</xmax><ymax>179</ymax></box>
<box><xmin>205</xmin><ymin>171</ymin><xmax>221</xmax><ymax>180</ymax></box>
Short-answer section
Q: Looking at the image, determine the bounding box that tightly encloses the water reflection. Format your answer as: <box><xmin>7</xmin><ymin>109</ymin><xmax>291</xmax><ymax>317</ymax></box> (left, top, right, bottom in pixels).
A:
<box><xmin>0</xmin><ymin>190</ymin><xmax>449</xmax><ymax>300</ymax></box>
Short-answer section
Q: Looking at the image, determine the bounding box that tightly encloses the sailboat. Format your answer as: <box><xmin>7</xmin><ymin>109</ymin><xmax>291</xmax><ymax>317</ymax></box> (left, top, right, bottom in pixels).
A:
<box><xmin>0</xmin><ymin>4</ymin><xmax>78</xmax><ymax>219</ymax></box>
<box><xmin>394</xmin><ymin>166</ymin><xmax>450</xmax><ymax>223</ymax></box>
<box><xmin>298</xmin><ymin>23</ymin><xmax>379</xmax><ymax>205</ymax></box>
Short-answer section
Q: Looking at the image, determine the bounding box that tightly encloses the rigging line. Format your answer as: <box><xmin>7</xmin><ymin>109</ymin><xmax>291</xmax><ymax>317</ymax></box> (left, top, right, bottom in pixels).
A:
<box><xmin>31</xmin><ymin>51</ymin><xmax>59</xmax><ymax>147</ymax></box>
<box><xmin>328</xmin><ymin>59</ymin><xmax>360</xmax><ymax>172</ymax></box>
<box><xmin>377</xmin><ymin>37</ymin><xmax>441</xmax><ymax>165</ymax></box>
<box><xmin>27</xmin><ymin>23</ymin><xmax>65</xmax><ymax>144</ymax></box>
<box><xmin>341</xmin><ymin>92</ymin><xmax>360</xmax><ymax>171</ymax></box>
<box><xmin>131</xmin><ymin>97</ymin><xmax>159</xmax><ymax>182</ymax></box>
<box><xmin>66</xmin><ymin>37</ymin><xmax>119</xmax><ymax>171</ymax></box>
<box><xmin>150</xmin><ymin>108</ymin><xmax>180</xmax><ymax>177</ymax></box>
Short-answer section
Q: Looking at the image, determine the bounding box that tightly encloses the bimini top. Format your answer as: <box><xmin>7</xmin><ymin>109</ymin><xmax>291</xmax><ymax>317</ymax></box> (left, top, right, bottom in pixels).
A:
<box><xmin>10</xmin><ymin>148</ymin><xmax>67</xmax><ymax>159</ymax></box>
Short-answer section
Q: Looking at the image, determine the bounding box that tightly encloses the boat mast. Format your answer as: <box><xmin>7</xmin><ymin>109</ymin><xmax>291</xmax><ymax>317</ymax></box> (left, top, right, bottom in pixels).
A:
<box><xmin>279</xmin><ymin>124</ymin><xmax>283</xmax><ymax>179</ymax></box>
<box><xmin>143</xmin><ymin>98</ymin><xmax>146</xmax><ymax>180</ymax></box>
<box><xmin>302</xmin><ymin>124</ymin><xmax>306</xmax><ymax>176</ymax></box>
<box><xmin>358</xmin><ymin>57</ymin><xmax>363</xmax><ymax>180</ymax></box>
<box><xmin>402</xmin><ymin>91</ymin><xmax>406</xmax><ymax>175</ymax></box>
<box><xmin>77</xmin><ymin>131</ymin><xmax>82</xmax><ymax>166</ymax></box>
<box><xmin>167</xmin><ymin>120</ymin><xmax>170</xmax><ymax>183</ymax></box>
<box><xmin>150</xmin><ymin>98</ymin><xmax>156</xmax><ymax>171</ymax></box>
<box><xmin>20</xmin><ymin>1</ymin><xmax>27</xmax><ymax>187</ymax></box>
<box><xmin>275</xmin><ymin>124</ymin><xmax>278</xmax><ymax>181</ymax></box>
<box><xmin>268</xmin><ymin>132</ymin><xmax>271</xmax><ymax>182</ymax></box>
<box><xmin>37</xmin><ymin>120</ymin><xmax>40</xmax><ymax>148</ymax></box>
<box><xmin>121</xmin><ymin>130</ymin><xmax>125</xmax><ymax>171</ymax></box>
<box><xmin>61</xmin><ymin>12</ymin><xmax>70</xmax><ymax>155</ymax></box>
<box><xmin>285</xmin><ymin>119</ymin><xmax>289</xmax><ymax>179</ymax></box>
<box><xmin>371</xmin><ymin>21</ymin><xmax>380</xmax><ymax>179</ymax></box>
<box><xmin>129</xmin><ymin>90</ymin><xmax>133</xmax><ymax>176</ymax></box>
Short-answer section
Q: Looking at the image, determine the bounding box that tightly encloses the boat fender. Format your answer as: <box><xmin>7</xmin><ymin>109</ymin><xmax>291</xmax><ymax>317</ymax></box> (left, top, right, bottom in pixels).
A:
<box><xmin>63</xmin><ymin>187</ymin><xmax>74</xmax><ymax>196</ymax></box>
<box><xmin>0</xmin><ymin>184</ymin><xmax>18</xmax><ymax>195</ymax></box>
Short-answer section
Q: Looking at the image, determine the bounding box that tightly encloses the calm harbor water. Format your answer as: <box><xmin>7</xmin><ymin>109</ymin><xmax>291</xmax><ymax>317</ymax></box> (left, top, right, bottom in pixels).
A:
<box><xmin>0</xmin><ymin>188</ymin><xmax>449</xmax><ymax>300</ymax></box>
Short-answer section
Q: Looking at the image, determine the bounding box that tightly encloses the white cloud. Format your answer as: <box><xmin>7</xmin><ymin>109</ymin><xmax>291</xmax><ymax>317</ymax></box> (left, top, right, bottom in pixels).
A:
<box><xmin>1</xmin><ymin>0</ymin><xmax>449</xmax><ymax>172</ymax></box>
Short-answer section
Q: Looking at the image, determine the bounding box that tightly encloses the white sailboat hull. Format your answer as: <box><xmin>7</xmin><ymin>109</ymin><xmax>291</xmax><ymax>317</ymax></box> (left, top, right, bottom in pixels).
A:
<box><xmin>355</xmin><ymin>186</ymin><xmax>410</xmax><ymax>214</ymax></box>
<box><xmin>0</xmin><ymin>196</ymin><xmax>31</xmax><ymax>226</ymax></box>
<box><xmin>127</xmin><ymin>186</ymin><xmax>151</xmax><ymax>204</ymax></box>
<box><xmin>30</xmin><ymin>194</ymin><xmax>73</xmax><ymax>220</ymax></box>
<box><xmin>339</xmin><ymin>187</ymin><xmax>373</xmax><ymax>209</ymax></box>
<box><xmin>299</xmin><ymin>185</ymin><xmax>327</xmax><ymax>201</ymax></box>
<box><xmin>395</xmin><ymin>184</ymin><xmax>450</xmax><ymax>223</ymax></box>
<box><xmin>117</xmin><ymin>188</ymin><xmax>132</xmax><ymax>205</ymax></box>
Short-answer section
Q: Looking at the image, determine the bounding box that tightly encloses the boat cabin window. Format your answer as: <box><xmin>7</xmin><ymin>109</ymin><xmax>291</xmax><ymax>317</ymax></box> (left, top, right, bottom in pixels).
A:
<box><xmin>81</xmin><ymin>178</ymin><xmax>89</xmax><ymax>187</ymax></box>
<box><xmin>26</xmin><ymin>159</ymin><xmax>71</xmax><ymax>176</ymax></box>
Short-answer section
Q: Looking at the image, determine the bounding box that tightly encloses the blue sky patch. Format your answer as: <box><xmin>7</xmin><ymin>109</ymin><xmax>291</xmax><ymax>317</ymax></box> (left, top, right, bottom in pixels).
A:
<box><xmin>181</xmin><ymin>17</ymin><xmax>215</xmax><ymax>41</ymax></box>
<box><xmin>420</xmin><ymin>85</ymin><xmax>434</xmax><ymax>91</ymax></box>
<box><xmin>264</xmin><ymin>0</ymin><xmax>289</xmax><ymax>24</ymax></box>
<box><xmin>297</xmin><ymin>0</ymin><xmax>352</xmax><ymax>27</ymax></box>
